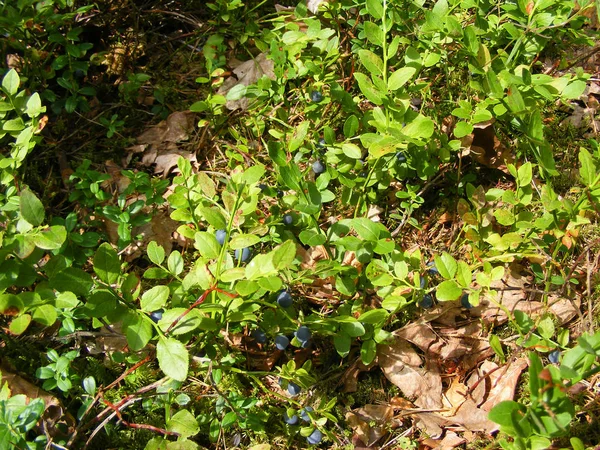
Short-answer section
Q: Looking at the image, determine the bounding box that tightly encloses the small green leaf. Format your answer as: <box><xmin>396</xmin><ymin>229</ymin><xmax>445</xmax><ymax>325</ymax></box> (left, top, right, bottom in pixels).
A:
<box><xmin>141</xmin><ymin>285</ymin><xmax>170</xmax><ymax>312</ymax></box>
<box><xmin>2</xmin><ymin>69</ymin><xmax>19</xmax><ymax>96</ymax></box>
<box><xmin>229</xmin><ymin>233</ymin><xmax>260</xmax><ymax>250</ymax></box>
<box><xmin>341</xmin><ymin>143</ymin><xmax>362</xmax><ymax>159</ymax></box>
<box><xmin>435</xmin><ymin>280</ymin><xmax>462</xmax><ymax>301</ymax></box>
<box><xmin>489</xmin><ymin>334</ymin><xmax>505</xmax><ymax>362</ymax></box>
<box><xmin>168</xmin><ymin>251</ymin><xmax>184</xmax><ymax>276</ymax></box>
<box><xmin>434</xmin><ymin>253</ymin><xmax>457</xmax><ymax>279</ymax></box>
<box><xmin>167</xmin><ymin>409</ymin><xmax>200</xmax><ymax>438</ymax></box>
<box><xmin>358</xmin><ymin>50</ymin><xmax>383</xmax><ymax>77</ymax></box>
<box><xmin>124</xmin><ymin>313</ymin><xmax>153</xmax><ymax>351</ymax></box>
<box><xmin>364</xmin><ymin>22</ymin><xmax>384</xmax><ymax>46</ymax></box>
<box><xmin>578</xmin><ymin>148</ymin><xmax>595</xmax><ymax>187</ymax></box>
<box><xmin>93</xmin><ymin>243</ymin><xmax>120</xmax><ymax>285</ymax></box>
<box><xmin>157</xmin><ymin>337</ymin><xmax>189</xmax><ymax>381</ymax></box>
<box><xmin>334</xmin><ymin>333</ymin><xmax>351</xmax><ymax>357</ymax></box>
<box><xmin>366</xmin><ymin>0</ymin><xmax>383</xmax><ymax>18</ymax></box>
<box><xmin>197</xmin><ymin>207</ymin><xmax>227</xmax><ymax>229</ymax></box>
<box><xmin>10</xmin><ymin>314</ymin><xmax>31</xmax><ymax>335</ymax></box>
<box><xmin>33</xmin><ymin>226</ymin><xmax>67</xmax><ymax>250</ymax></box>
<box><xmin>194</xmin><ymin>232</ymin><xmax>221</xmax><ymax>259</ymax></box>
<box><xmin>358</xmin><ymin>308</ymin><xmax>389</xmax><ymax>324</ymax></box>
<box><xmin>20</xmin><ymin>188</ymin><xmax>45</xmax><ymax>226</ymax></box>
<box><xmin>360</xmin><ymin>339</ymin><xmax>377</xmax><ymax>365</ymax></box>
<box><xmin>32</xmin><ymin>304</ymin><xmax>57</xmax><ymax>327</ymax></box>
<box><xmin>147</xmin><ymin>241</ymin><xmax>165</xmax><ymax>265</ymax></box>
<box><xmin>50</xmin><ymin>268</ymin><xmax>93</xmax><ymax>297</ymax></box>
<box><xmin>488</xmin><ymin>400</ymin><xmax>525</xmax><ymax>428</ymax></box>
<box><xmin>454</xmin><ymin>121</ymin><xmax>473</xmax><ymax>138</ymax></box>
<box><xmin>387</xmin><ymin>67</ymin><xmax>416</xmax><ymax>91</ymax></box>
<box><xmin>25</xmin><ymin>93</ymin><xmax>45</xmax><ymax>118</ymax></box>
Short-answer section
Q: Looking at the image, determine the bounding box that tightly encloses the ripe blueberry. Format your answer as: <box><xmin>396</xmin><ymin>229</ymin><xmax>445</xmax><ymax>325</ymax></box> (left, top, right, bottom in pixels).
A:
<box><xmin>150</xmin><ymin>309</ymin><xmax>163</xmax><ymax>323</ymax></box>
<box><xmin>310</xmin><ymin>91</ymin><xmax>323</xmax><ymax>102</ymax></box>
<box><xmin>295</xmin><ymin>325</ymin><xmax>311</xmax><ymax>343</ymax></box>
<box><xmin>396</xmin><ymin>152</ymin><xmax>407</xmax><ymax>163</ymax></box>
<box><xmin>307</xmin><ymin>429</ymin><xmax>323</xmax><ymax>445</ymax></box>
<box><xmin>283</xmin><ymin>410</ymin><xmax>299</xmax><ymax>425</ymax></box>
<box><xmin>316</xmin><ymin>138</ymin><xmax>326</xmax><ymax>148</ymax></box>
<box><xmin>277</xmin><ymin>290</ymin><xmax>293</xmax><ymax>308</ymax></box>
<box><xmin>427</xmin><ymin>261</ymin><xmax>440</xmax><ymax>276</ymax></box>
<box><xmin>234</xmin><ymin>247</ymin><xmax>251</xmax><ymax>262</ymax></box>
<box><xmin>420</xmin><ymin>294</ymin><xmax>433</xmax><ymax>309</ymax></box>
<box><xmin>299</xmin><ymin>406</ymin><xmax>313</xmax><ymax>422</ymax></box>
<box><xmin>287</xmin><ymin>381</ymin><xmax>302</xmax><ymax>396</ymax></box>
<box><xmin>420</xmin><ymin>276</ymin><xmax>427</xmax><ymax>289</ymax></box>
<box><xmin>549</xmin><ymin>349</ymin><xmax>560</xmax><ymax>364</ymax></box>
<box><xmin>312</xmin><ymin>160</ymin><xmax>326</xmax><ymax>175</ymax></box>
<box><xmin>275</xmin><ymin>335</ymin><xmax>290</xmax><ymax>350</ymax></box>
<box><xmin>215</xmin><ymin>229</ymin><xmax>227</xmax><ymax>246</ymax></box>
<box><xmin>252</xmin><ymin>329</ymin><xmax>267</xmax><ymax>344</ymax></box>
<box><xmin>460</xmin><ymin>293</ymin><xmax>473</xmax><ymax>309</ymax></box>
<box><xmin>283</xmin><ymin>214</ymin><xmax>293</xmax><ymax>226</ymax></box>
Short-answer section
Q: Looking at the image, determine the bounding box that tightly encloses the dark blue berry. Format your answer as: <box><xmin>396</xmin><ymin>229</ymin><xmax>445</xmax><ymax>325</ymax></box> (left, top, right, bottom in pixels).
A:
<box><xmin>258</xmin><ymin>183</ymin><xmax>268</xmax><ymax>192</ymax></box>
<box><xmin>277</xmin><ymin>189</ymin><xmax>285</xmax><ymax>198</ymax></box>
<box><xmin>215</xmin><ymin>229</ymin><xmax>227</xmax><ymax>245</ymax></box>
<box><xmin>427</xmin><ymin>261</ymin><xmax>440</xmax><ymax>276</ymax></box>
<box><xmin>310</xmin><ymin>91</ymin><xmax>323</xmax><ymax>102</ymax></box>
<box><xmin>275</xmin><ymin>335</ymin><xmax>290</xmax><ymax>350</ymax></box>
<box><xmin>150</xmin><ymin>309</ymin><xmax>163</xmax><ymax>323</ymax></box>
<box><xmin>549</xmin><ymin>350</ymin><xmax>560</xmax><ymax>364</ymax></box>
<box><xmin>287</xmin><ymin>381</ymin><xmax>302</xmax><ymax>396</ymax></box>
<box><xmin>234</xmin><ymin>247</ymin><xmax>251</xmax><ymax>262</ymax></box>
<box><xmin>395</xmin><ymin>152</ymin><xmax>407</xmax><ymax>163</ymax></box>
<box><xmin>283</xmin><ymin>214</ymin><xmax>294</xmax><ymax>226</ymax></box>
<box><xmin>284</xmin><ymin>410</ymin><xmax>299</xmax><ymax>425</ymax></box>
<box><xmin>252</xmin><ymin>329</ymin><xmax>267</xmax><ymax>344</ymax></box>
<box><xmin>307</xmin><ymin>429</ymin><xmax>323</xmax><ymax>445</ymax></box>
<box><xmin>420</xmin><ymin>294</ymin><xmax>433</xmax><ymax>309</ymax></box>
<box><xmin>316</xmin><ymin>138</ymin><xmax>326</xmax><ymax>148</ymax></box>
<box><xmin>295</xmin><ymin>325</ymin><xmax>311</xmax><ymax>343</ymax></box>
<box><xmin>460</xmin><ymin>293</ymin><xmax>472</xmax><ymax>309</ymax></box>
<box><xmin>312</xmin><ymin>160</ymin><xmax>326</xmax><ymax>175</ymax></box>
<box><xmin>420</xmin><ymin>276</ymin><xmax>427</xmax><ymax>289</ymax></box>
<box><xmin>299</xmin><ymin>406</ymin><xmax>313</xmax><ymax>422</ymax></box>
<box><xmin>277</xmin><ymin>290</ymin><xmax>293</xmax><ymax>308</ymax></box>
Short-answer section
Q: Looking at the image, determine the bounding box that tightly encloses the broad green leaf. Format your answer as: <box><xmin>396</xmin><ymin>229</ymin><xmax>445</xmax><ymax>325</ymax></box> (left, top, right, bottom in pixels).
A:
<box><xmin>32</xmin><ymin>304</ymin><xmax>57</xmax><ymax>327</ymax></box>
<box><xmin>402</xmin><ymin>114</ymin><xmax>434</xmax><ymax>139</ymax></box>
<box><xmin>366</xmin><ymin>0</ymin><xmax>383</xmax><ymax>19</ymax></box>
<box><xmin>360</xmin><ymin>339</ymin><xmax>377</xmax><ymax>365</ymax></box>
<box><xmin>387</xmin><ymin>67</ymin><xmax>416</xmax><ymax>91</ymax></box>
<box><xmin>272</xmin><ymin>240</ymin><xmax>296</xmax><ymax>269</ymax></box>
<box><xmin>167</xmin><ymin>409</ymin><xmax>200</xmax><ymax>438</ymax></box>
<box><xmin>2</xmin><ymin>69</ymin><xmax>19</xmax><ymax>96</ymax></box>
<box><xmin>488</xmin><ymin>401</ymin><xmax>525</xmax><ymax>428</ymax></box>
<box><xmin>194</xmin><ymin>232</ymin><xmax>221</xmax><ymax>259</ymax></box>
<box><xmin>93</xmin><ymin>243</ymin><xmax>120</xmax><ymax>285</ymax></box>
<box><xmin>435</xmin><ymin>280</ymin><xmax>462</xmax><ymax>301</ymax></box>
<box><xmin>358</xmin><ymin>308</ymin><xmax>388</xmax><ymax>324</ymax></box>
<box><xmin>334</xmin><ymin>333</ymin><xmax>351</xmax><ymax>357</ymax></box>
<box><xmin>221</xmin><ymin>411</ymin><xmax>237</xmax><ymax>428</ymax></box>
<box><xmin>454</xmin><ymin>122</ymin><xmax>473</xmax><ymax>138</ymax></box>
<box><xmin>168</xmin><ymin>251</ymin><xmax>184</xmax><ymax>276</ymax></box>
<box><xmin>242</xmin><ymin>164</ymin><xmax>265</xmax><ymax>185</ymax></box>
<box><xmin>124</xmin><ymin>312</ymin><xmax>153</xmax><ymax>351</ymax></box>
<box><xmin>229</xmin><ymin>233</ymin><xmax>260</xmax><ymax>250</ymax></box>
<box><xmin>353</xmin><ymin>73</ymin><xmax>384</xmax><ymax>105</ymax></box>
<box><xmin>364</xmin><ymin>22</ymin><xmax>384</xmax><ymax>46</ymax></box>
<box><xmin>157</xmin><ymin>337</ymin><xmax>189</xmax><ymax>381</ymax></box>
<box><xmin>289</xmin><ymin>121</ymin><xmax>309</xmax><ymax>152</ymax></box>
<box><xmin>197</xmin><ymin>207</ymin><xmax>227</xmax><ymax>229</ymax></box>
<box><xmin>25</xmin><ymin>93</ymin><xmax>45</xmax><ymax>118</ymax></box>
<box><xmin>50</xmin><ymin>267</ymin><xmax>93</xmax><ymax>297</ymax></box>
<box><xmin>299</xmin><ymin>229</ymin><xmax>326</xmax><ymax>246</ymax></box>
<box><xmin>84</xmin><ymin>290</ymin><xmax>116</xmax><ymax>317</ymax></box>
<box><xmin>578</xmin><ymin>148</ymin><xmax>595</xmax><ymax>187</ymax></box>
<box><xmin>341</xmin><ymin>143</ymin><xmax>362</xmax><ymax>159</ymax></box>
<box><xmin>343</xmin><ymin>115</ymin><xmax>360</xmax><ymax>138</ymax></box>
<box><xmin>20</xmin><ymin>188</ymin><xmax>45</xmax><ymax>226</ymax></box>
<box><xmin>33</xmin><ymin>226</ymin><xmax>67</xmax><ymax>250</ymax></box>
<box><xmin>358</xmin><ymin>50</ymin><xmax>383</xmax><ymax>77</ymax></box>
<box><xmin>141</xmin><ymin>285</ymin><xmax>169</xmax><ymax>312</ymax></box>
<box><xmin>9</xmin><ymin>314</ymin><xmax>31</xmax><ymax>335</ymax></box>
<box><xmin>147</xmin><ymin>241</ymin><xmax>165</xmax><ymax>265</ymax></box>
<box><xmin>341</xmin><ymin>321</ymin><xmax>365</xmax><ymax>337</ymax></box>
<box><xmin>434</xmin><ymin>252</ymin><xmax>457</xmax><ymax>279</ymax></box>
<box><xmin>456</xmin><ymin>261</ymin><xmax>472</xmax><ymax>288</ymax></box>
<box><xmin>352</xmin><ymin>218</ymin><xmax>380</xmax><ymax>241</ymax></box>
<box><xmin>561</xmin><ymin>80</ymin><xmax>586</xmax><ymax>100</ymax></box>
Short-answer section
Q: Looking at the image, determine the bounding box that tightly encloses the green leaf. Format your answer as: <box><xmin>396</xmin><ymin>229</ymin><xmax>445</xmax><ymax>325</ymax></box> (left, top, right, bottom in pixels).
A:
<box><xmin>341</xmin><ymin>321</ymin><xmax>365</xmax><ymax>337</ymax></box>
<box><xmin>141</xmin><ymin>285</ymin><xmax>170</xmax><ymax>312</ymax></box>
<box><xmin>147</xmin><ymin>241</ymin><xmax>165</xmax><ymax>266</ymax></box>
<box><xmin>50</xmin><ymin>268</ymin><xmax>93</xmax><ymax>297</ymax></box>
<box><xmin>229</xmin><ymin>233</ymin><xmax>260</xmax><ymax>250</ymax></box>
<box><xmin>84</xmin><ymin>290</ymin><xmax>116</xmax><ymax>317</ymax></box>
<box><xmin>360</xmin><ymin>339</ymin><xmax>377</xmax><ymax>365</ymax></box>
<box><xmin>341</xmin><ymin>143</ymin><xmax>362</xmax><ymax>159</ymax></box>
<box><xmin>334</xmin><ymin>333</ymin><xmax>351</xmax><ymax>357</ymax></box>
<box><xmin>167</xmin><ymin>409</ymin><xmax>200</xmax><ymax>438</ymax></box>
<box><xmin>489</xmin><ymin>334</ymin><xmax>505</xmax><ymax>361</ymax></box>
<box><xmin>434</xmin><ymin>252</ymin><xmax>457</xmax><ymax>279</ymax></box>
<box><xmin>454</xmin><ymin>122</ymin><xmax>473</xmax><ymax>138</ymax></box>
<box><xmin>194</xmin><ymin>232</ymin><xmax>221</xmax><ymax>259</ymax></box>
<box><xmin>32</xmin><ymin>304</ymin><xmax>57</xmax><ymax>327</ymax></box>
<box><xmin>157</xmin><ymin>337</ymin><xmax>189</xmax><ymax>381</ymax></box>
<box><xmin>272</xmin><ymin>240</ymin><xmax>296</xmax><ymax>270</ymax></box>
<box><xmin>387</xmin><ymin>67</ymin><xmax>416</xmax><ymax>91</ymax></box>
<box><xmin>561</xmin><ymin>80</ymin><xmax>586</xmax><ymax>100</ymax></box>
<box><xmin>168</xmin><ymin>251</ymin><xmax>184</xmax><ymax>276</ymax></box>
<box><xmin>20</xmin><ymin>188</ymin><xmax>45</xmax><ymax>226</ymax></box>
<box><xmin>25</xmin><ymin>93</ymin><xmax>45</xmax><ymax>118</ymax></box>
<box><xmin>353</xmin><ymin>73</ymin><xmax>384</xmax><ymax>105</ymax></box>
<box><xmin>352</xmin><ymin>218</ymin><xmax>380</xmax><ymax>241</ymax></box>
<box><xmin>299</xmin><ymin>229</ymin><xmax>326</xmax><ymax>246</ymax></box>
<box><xmin>10</xmin><ymin>314</ymin><xmax>31</xmax><ymax>335</ymax></box>
<box><xmin>436</xmin><ymin>280</ymin><xmax>462</xmax><ymax>301</ymax></box>
<box><xmin>197</xmin><ymin>207</ymin><xmax>227</xmax><ymax>229</ymax></box>
<box><xmin>488</xmin><ymin>401</ymin><xmax>525</xmax><ymax>428</ymax></box>
<box><xmin>364</xmin><ymin>22</ymin><xmax>384</xmax><ymax>46</ymax></box>
<box><xmin>32</xmin><ymin>226</ymin><xmax>67</xmax><ymax>250</ymax></box>
<box><xmin>456</xmin><ymin>261</ymin><xmax>472</xmax><ymax>288</ymax></box>
<box><xmin>402</xmin><ymin>114</ymin><xmax>434</xmax><ymax>139</ymax></box>
<box><xmin>93</xmin><ymin>243</ymin><xmax>120</xmax><ymax>284</ymax></box>
<box><xmin>343</xmin><ymin>115</ymin><xmax>360</xmax><ymax>139</ymax></box>
<box><xmin>366</xmin><ymin>0</ymin><xmax>383</xmax><ymax>18</ymax></box>
<box><xmin>578</xmin><ymin>147</ymin><xmax>595</xmax><ymax>187</ymax></box>
<box><xmin>221</xmin><ymin>411</ymin><xmax>237</xmax><ymax>429</ymax></box>
<box><xmin>124</xmin><ymin>312</ymin><xmax>153</xmax><ymax>351</ymax></box>
<box><xmin>2</xmin><ymin>69</ymin><xmax>19</xmax><ymax>96</ymax></box>
<box><xmin>358</xmin><ymin>50</ymin><xmax>383</xmax><ymax>77</ymax></box>
<box><xmin>289</xmin><ymin>121</ymin><xmax>309</xmax><ymax>152</ymax></box>
<box><xmin>358</xmin><ymin>308</ymin><xmax>389</xmax><ymax>324</ymax></box>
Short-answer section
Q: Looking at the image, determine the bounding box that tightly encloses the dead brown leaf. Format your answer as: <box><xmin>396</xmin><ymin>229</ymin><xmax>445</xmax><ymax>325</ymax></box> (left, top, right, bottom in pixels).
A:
<box><xmin>460</xmin><ymin>120</ymin><xmax>513</xmax><ymax>173</ymax></box>
<box><xmin>346</xmin><ymin>404</ymin><xmax>400</xmax><ymax>447</ymax></box>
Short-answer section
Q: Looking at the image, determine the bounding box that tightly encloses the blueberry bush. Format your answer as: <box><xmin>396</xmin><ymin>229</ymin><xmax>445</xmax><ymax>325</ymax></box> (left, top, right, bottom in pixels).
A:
<box><xmin>1</xmin><ymin>0</ymin><xmax>600</xmax><ymax>448</ymax></box>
